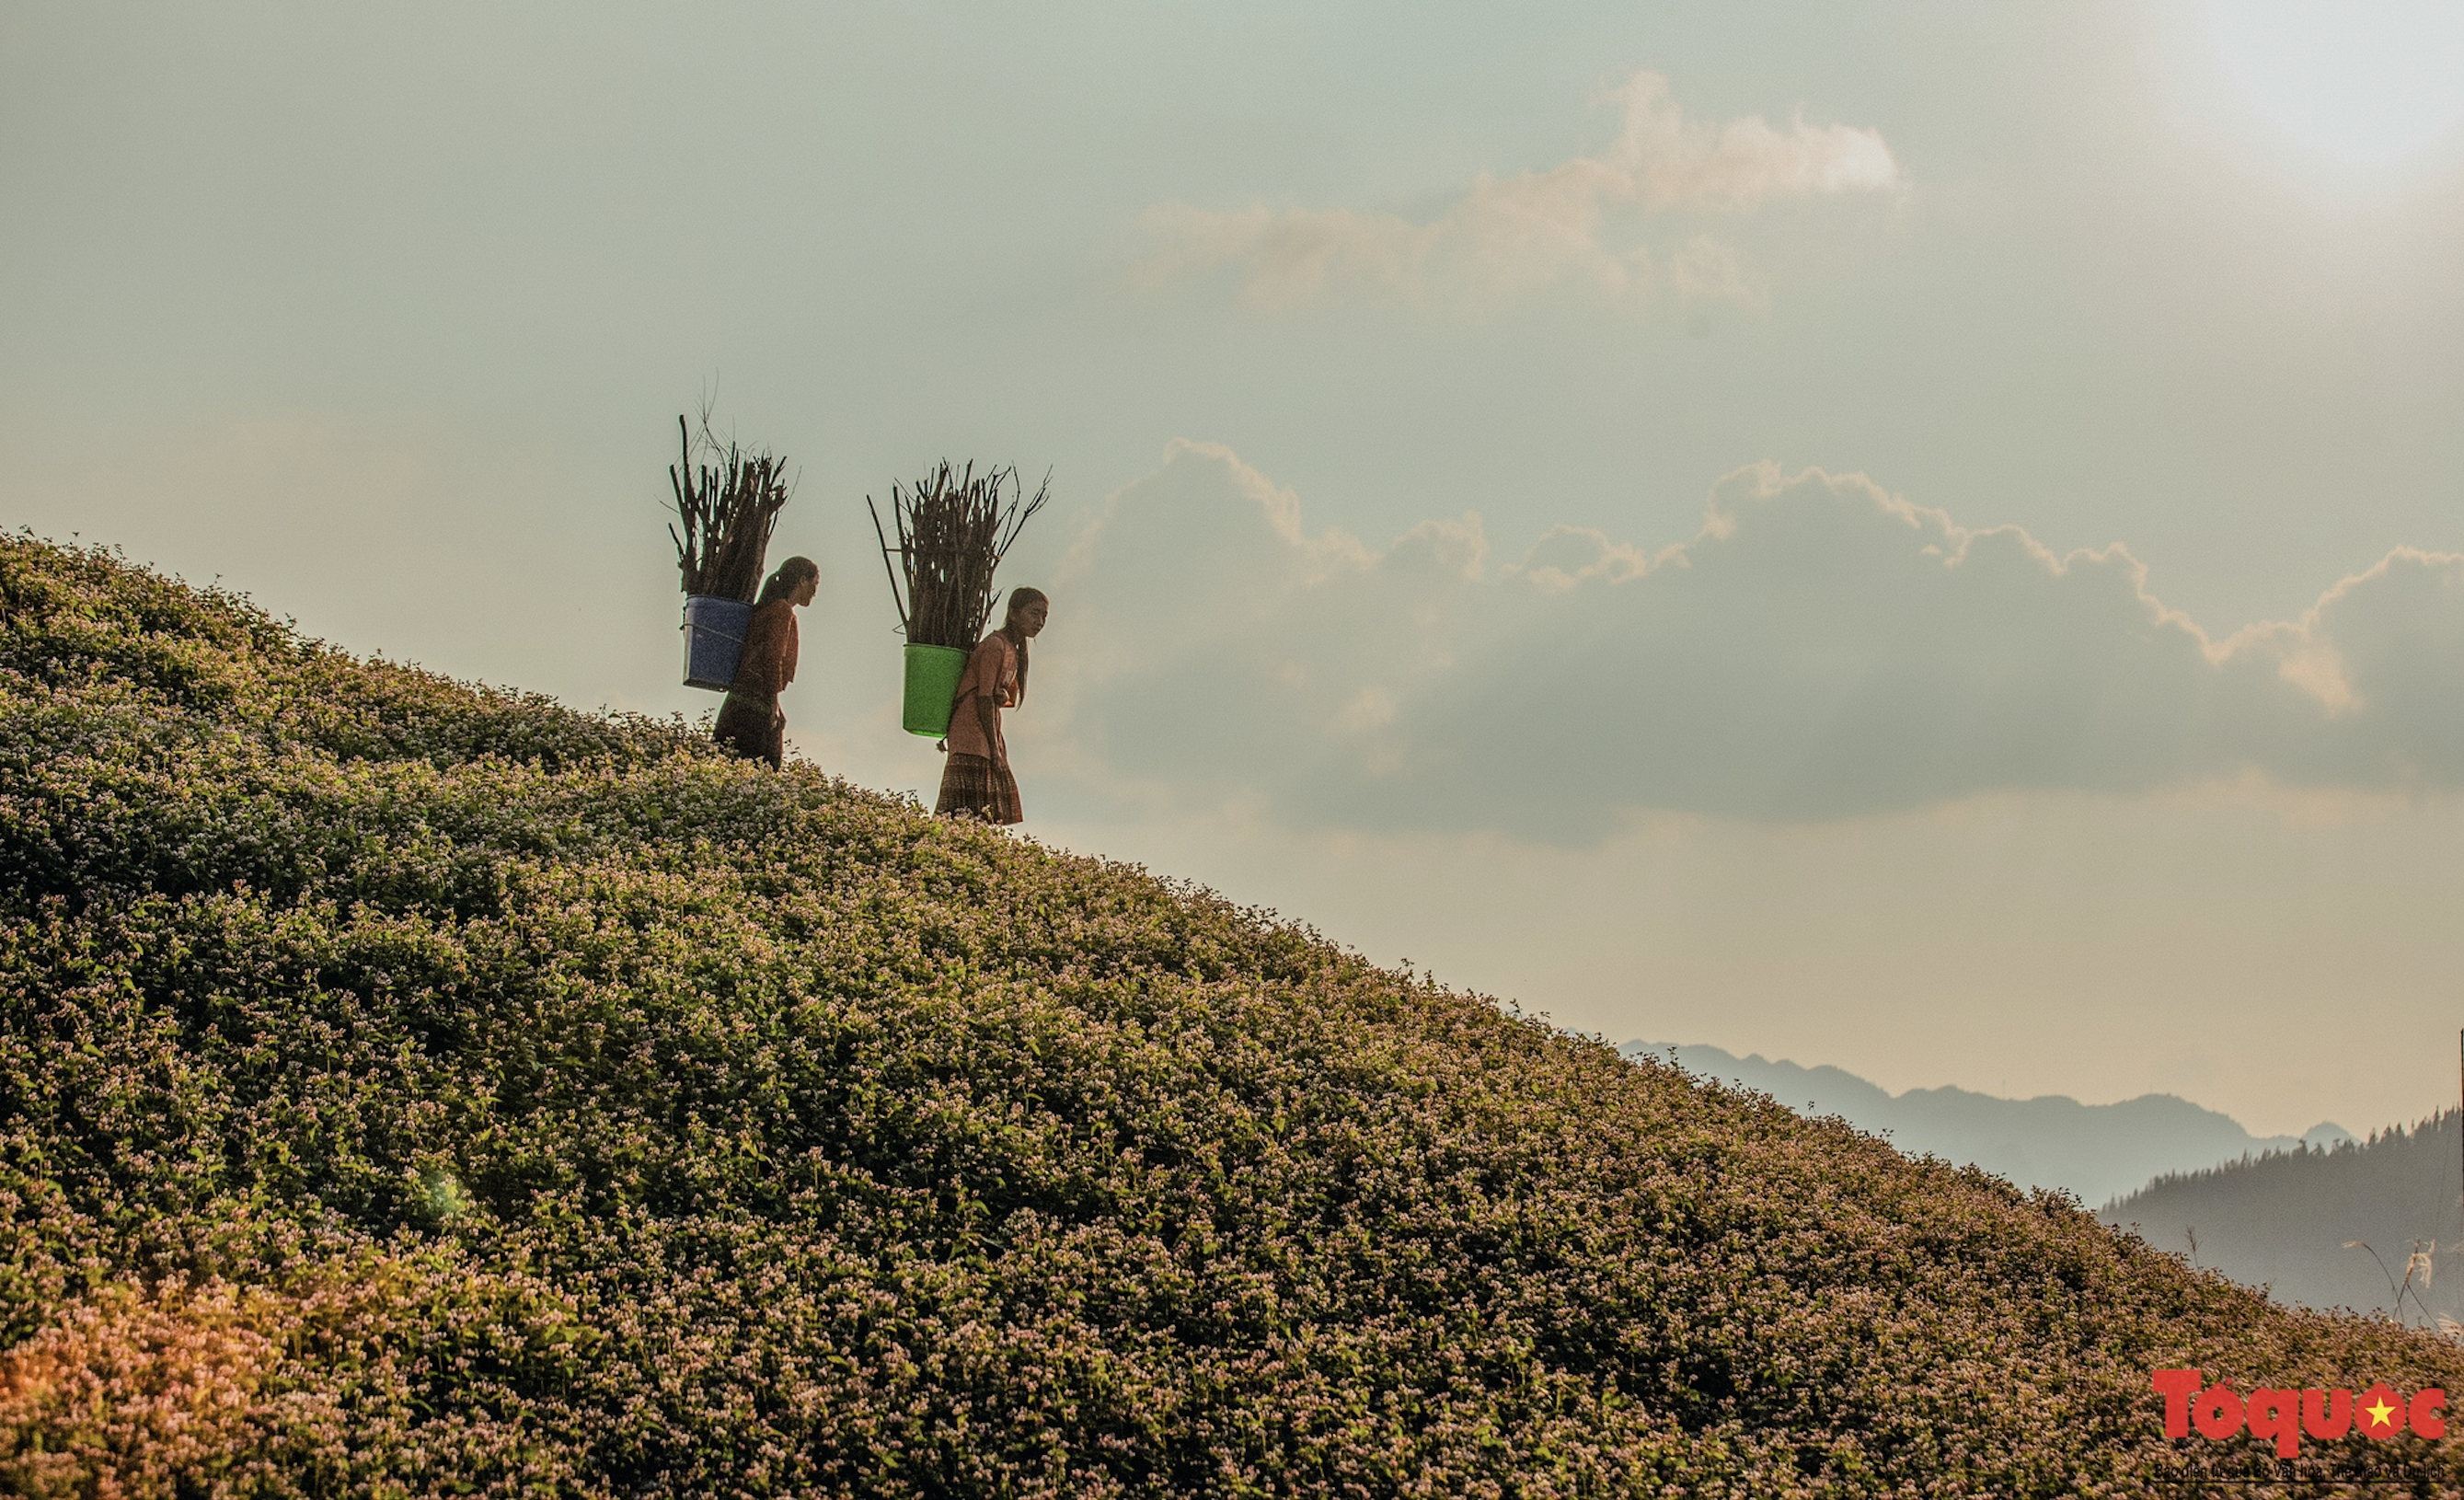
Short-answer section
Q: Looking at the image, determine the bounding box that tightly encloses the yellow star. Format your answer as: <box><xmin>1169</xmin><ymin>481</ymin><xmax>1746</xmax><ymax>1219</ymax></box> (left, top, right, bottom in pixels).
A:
<box><xmin>2365</xmin><ymin>1397</ymin><xmax>2398</xmax><ymax>1430</ymax></box>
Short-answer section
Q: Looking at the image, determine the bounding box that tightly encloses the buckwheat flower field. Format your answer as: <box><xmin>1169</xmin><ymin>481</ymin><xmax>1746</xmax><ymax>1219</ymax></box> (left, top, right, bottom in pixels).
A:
<box><xmin>5</xmin><ymin>531</ymin><xmax>2461</xmax><ymax>1495</ymax></box>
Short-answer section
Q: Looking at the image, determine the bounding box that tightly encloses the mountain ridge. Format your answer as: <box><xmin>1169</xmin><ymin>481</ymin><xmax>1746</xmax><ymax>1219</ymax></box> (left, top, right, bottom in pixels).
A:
<box><xmin>2103</xmin><ymin>1111</ymin><xmax>2464</xmax><ymax>1321</ymax></box>
<box><xmin>1627</xmin><ymin>1040</ymin><xmax>2354</xmax><ymax>1208</ymax></box>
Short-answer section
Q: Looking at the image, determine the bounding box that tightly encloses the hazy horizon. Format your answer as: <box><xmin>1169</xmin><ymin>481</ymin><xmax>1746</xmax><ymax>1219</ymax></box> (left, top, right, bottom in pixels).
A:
<box><xmin>1627</xmin><ymin>1038</ymin><xmax>2364</xmax><ymax>1209</ymax></box>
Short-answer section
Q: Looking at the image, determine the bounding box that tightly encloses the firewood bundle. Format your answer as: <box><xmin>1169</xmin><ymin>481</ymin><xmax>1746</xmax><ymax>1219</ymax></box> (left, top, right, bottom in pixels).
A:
<box><xmin>669</xmin><ymin>414</ymin><xmax>792</xmax><ymax>602</ymax></box>
<box><xmin>867</xmin><ymin>462</ymin><xmax>1047</xmax><ymax>648</ymax></box>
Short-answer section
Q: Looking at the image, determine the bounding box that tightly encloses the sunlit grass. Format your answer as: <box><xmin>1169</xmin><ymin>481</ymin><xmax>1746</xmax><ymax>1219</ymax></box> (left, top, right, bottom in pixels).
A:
<box><xmin>6</xmin><ymin>532</ymin><xmax>2464</xmax><ymax>1494</ymax></box>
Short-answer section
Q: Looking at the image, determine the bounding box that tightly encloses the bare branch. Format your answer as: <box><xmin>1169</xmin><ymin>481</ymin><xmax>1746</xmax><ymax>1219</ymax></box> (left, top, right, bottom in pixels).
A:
<box><xmin>665</xmin><ymin>410</ymin><xmax>792</xmax><ymax>601</ymax></box>
<box><xmin>868</xmin><ymin>460</ymin><xmax>1046</xmax><ymax>648</ymax></box>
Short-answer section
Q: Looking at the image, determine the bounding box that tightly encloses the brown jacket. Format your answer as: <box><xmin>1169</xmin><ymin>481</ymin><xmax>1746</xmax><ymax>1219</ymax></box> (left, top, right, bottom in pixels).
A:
<box><xmin>944</xmin><ymin>632</ymin><xmax>1018</xmax><ymax>762</ymax></box>
<box><xmin>731</xmin><ymin>599</ymin><xmax>800</xmax><ymax>698</ymax></box>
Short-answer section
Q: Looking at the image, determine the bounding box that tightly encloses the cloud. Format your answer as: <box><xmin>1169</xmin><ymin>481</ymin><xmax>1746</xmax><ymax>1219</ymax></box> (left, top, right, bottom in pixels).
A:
<box><xmin>1034</xmin><ymin>441</ymin><xmax>2464</xmax><ymax>838</ymax></box>
<box><xmin>1133</xmin><ymin>72</ymin><xmax>1900</xmax><ymax>308</ymax></box>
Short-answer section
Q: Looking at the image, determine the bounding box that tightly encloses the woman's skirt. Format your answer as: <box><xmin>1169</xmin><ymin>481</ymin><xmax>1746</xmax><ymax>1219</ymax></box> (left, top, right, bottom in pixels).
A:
<box><xmin>713</xmin><ymin>690</ymin><xmax>783</xmax><ymax>768</ymax></box>
<box><xmin>935</xmin><ymin>752</ymin><xmax>1021</xmax><ymax>825</ymax></box>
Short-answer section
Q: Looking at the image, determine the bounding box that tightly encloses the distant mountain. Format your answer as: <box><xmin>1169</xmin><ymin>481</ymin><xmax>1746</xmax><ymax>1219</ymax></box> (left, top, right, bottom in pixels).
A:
<box><xmin>1621</xmin><ymin>1041</ymin><xmax>2353</xmax><ymax>1208</ymax></box>
<box><xmin>2102</xmin><ymin>1111</ymin><xmax>2464</xmax><ymax>1318</ymax></box>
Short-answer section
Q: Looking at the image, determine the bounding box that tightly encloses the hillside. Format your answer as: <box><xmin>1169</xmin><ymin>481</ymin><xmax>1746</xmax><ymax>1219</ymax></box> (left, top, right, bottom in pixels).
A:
<box><xmin>1629</xmin><ymin>1042</ymin><xmax>2353</xmax><ymax>1207</ymax></box>
<box><xmin>2104</xmin><ymin>1112</ymin><xmax>2464</xmax><ymax>1322</ymax></box>
<box><xmin>6</xmin><ymin>531</ymin><xmax>2464</xmax><ymax>1496</ymax></box>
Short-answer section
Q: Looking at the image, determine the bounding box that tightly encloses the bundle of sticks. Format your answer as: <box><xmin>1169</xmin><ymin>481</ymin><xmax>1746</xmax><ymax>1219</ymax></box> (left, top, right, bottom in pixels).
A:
<box><xmin>669</xmin><ymin>414</ymin><xmax>793</xmax><ymax>602</ymax></box>
<box><xmin>868</xmin><ymin>461</ymin><xmax>1048</xmax><ymax>649</ymax></box>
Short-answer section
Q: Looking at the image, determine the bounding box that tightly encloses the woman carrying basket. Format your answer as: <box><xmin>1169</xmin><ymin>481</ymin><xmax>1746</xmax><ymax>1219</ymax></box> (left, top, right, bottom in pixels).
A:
<box><xmin>936</xmin><ymin>586</ymin><xmax>1047</xmax><ymax>824</ymax></box>
<box><xmin>713</xmin><ymin>556</ymin><xmax>819</xmax><ymax>768</ymax></box>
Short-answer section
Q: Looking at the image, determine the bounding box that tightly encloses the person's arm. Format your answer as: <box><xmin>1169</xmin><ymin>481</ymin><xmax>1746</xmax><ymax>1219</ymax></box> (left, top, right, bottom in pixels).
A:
<box><xmin>975</xmin><ymin>635</ymin><xmax>1013</xmax><ymax>761</ymax></box>
<box><xmin>975</xmin><ymin>694</ymin><xmax>1001</xmax><ymax>763</ymax></box>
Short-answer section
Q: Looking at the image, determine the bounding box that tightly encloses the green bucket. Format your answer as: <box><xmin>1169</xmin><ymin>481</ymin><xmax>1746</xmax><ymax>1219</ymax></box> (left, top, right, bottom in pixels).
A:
<box><xmin>902</xmin><ymin>643</ymin><xmax>972</xmax><ymax>738</ymax></box>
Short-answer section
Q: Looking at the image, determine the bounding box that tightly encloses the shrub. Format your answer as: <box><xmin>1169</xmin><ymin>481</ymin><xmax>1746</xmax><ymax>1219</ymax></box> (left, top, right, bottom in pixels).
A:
<box><xmin>5</xmin><ymin>531</ymin><xmax>2463</xmax><ymax>1496</ymax></box>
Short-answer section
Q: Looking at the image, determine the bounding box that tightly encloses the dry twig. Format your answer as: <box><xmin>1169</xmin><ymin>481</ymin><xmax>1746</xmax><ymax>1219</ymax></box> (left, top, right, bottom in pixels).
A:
<box><xmin>867</xmin><ymin>462</ymin><xmax>1047</xmax><ymax>648</ymax></box>
<box><xmin>669</xmin><ymin>412</ymin><xmax>794</xmax><ymax>601</ymax></box>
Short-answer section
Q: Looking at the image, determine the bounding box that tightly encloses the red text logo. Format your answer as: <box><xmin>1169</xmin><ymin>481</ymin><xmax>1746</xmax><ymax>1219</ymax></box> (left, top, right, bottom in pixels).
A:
<box><xmin>2153</xmin><ymin>1369</ymin><xmax>2445</xmax><ymax>1459</ymax></box>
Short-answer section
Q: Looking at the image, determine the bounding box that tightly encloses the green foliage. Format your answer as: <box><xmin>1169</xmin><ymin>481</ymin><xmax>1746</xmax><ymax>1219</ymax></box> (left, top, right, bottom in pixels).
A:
<box><xmin>4</xmin><ymin>532</ymin><xmax>2463</xmax><ymax>1496</ymax></box>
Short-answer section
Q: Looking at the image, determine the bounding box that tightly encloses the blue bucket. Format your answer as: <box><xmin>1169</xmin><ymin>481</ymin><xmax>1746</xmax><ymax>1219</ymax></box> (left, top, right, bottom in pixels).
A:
<box><xmin>681</xmin><ymin>594</ymin><xmax>754</xmax><ymax>691</ymax></box>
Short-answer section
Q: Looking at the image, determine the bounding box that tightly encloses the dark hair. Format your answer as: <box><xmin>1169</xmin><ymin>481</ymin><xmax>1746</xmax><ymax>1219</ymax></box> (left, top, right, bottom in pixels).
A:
<box><xmin>999</xmin><ymin>586</ymin><xmax>1047</xmax><ymax>705</ymax></box>
<box><xmin>756</xmin><ymin>556</ymin><xmax>819</xmax><ymax>606</ymax></box>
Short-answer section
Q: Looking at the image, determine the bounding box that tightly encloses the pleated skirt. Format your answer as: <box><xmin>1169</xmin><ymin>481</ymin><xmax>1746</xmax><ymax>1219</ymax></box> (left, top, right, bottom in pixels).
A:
<box><xmin>713</xmin><ymin>690</ymin><xmax>783</xmax><ymax>769</ymax></box>
<box><xmin>935</xmin><ymin>752</ymin><xmax>1022</xmax><ymax>825</ymax></box>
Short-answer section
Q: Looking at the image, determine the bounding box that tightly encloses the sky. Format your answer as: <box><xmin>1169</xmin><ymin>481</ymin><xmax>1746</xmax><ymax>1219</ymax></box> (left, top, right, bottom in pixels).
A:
<box><xmin>6</xmin><ymin>2</ymin><xmax>2464</xmax><ymax>1138</ymax></box>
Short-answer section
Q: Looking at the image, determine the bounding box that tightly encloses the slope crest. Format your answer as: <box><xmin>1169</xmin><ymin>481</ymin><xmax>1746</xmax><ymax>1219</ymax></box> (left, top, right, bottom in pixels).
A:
<box><xmin>4</xmin><ymin>534</ymin><xmax>2460</xmax><ymax>1496</ymax></box>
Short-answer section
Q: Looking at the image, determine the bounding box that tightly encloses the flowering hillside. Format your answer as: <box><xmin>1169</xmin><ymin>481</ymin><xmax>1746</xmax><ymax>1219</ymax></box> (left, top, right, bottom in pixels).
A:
<box><xmin>5</xmin><ymin>533</ymin><xmax>2463</xmax><ymax>1497</ymax></box>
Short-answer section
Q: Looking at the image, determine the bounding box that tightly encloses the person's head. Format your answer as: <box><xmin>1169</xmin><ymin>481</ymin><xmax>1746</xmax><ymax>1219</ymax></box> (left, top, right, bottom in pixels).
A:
<box><xmin>998</xmin><ymin>586</ymin><xmax>1048</xmax><ymax>703</ymax></box>
<box><xmin>1003</xmin><ymin>586</ymin><xmax>1049</xmax><ymax>639</ymax></box>
<box><xmin>758</xmin><ymin>556</ymin><xmax>820</xmax><ymax>607</ymax></box>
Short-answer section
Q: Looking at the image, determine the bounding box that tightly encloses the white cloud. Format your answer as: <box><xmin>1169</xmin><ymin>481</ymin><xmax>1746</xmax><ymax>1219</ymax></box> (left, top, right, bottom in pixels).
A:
<box><xmin>1669</xmin><ymin>234</ymin><xmax>1763</xmax><ymax>307</ymax></box>
<box><xmin>1035</xmin><ymin>441</ymin><xmax>2464</xmax><ymax>837</ymax></box>
<box><xmin>1605</xmin><ymin>72</ymin><xmax>1901</xmax><ymax>210</ymax></box>
<box><xmin>1134</xmin><ymin>72</ymin><xmax>1901</xmax><ymax>308</ymax></box>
